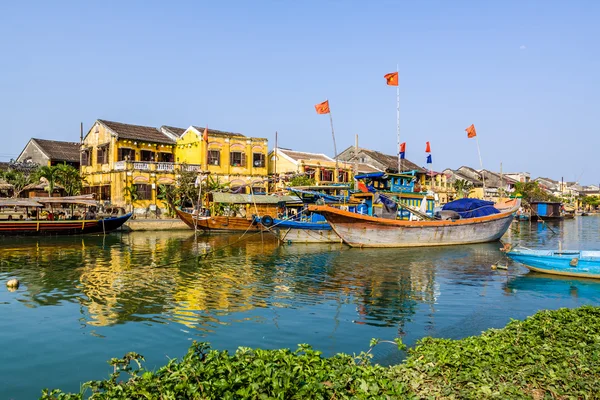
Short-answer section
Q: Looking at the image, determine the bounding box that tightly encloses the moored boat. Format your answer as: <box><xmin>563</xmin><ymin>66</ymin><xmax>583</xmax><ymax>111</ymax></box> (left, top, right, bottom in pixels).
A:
<box><xmin>507</xmin><ymin>248</ymin><xmax>600</xmax><ymax>279</ymax></box>
<box><xmin>0</xmin><ymin>197</ymin><xmax>131</xmax><ymax>235</ymax></box>
<box><xmin>265</xmin><ymin>214</ymin><xmax>342</xmax><ymax>244</ymax></box>
<box><xmin>175</xmin><ymin>208</ymin><xmax>264</xmax><ymax>233</ymax></box>
<box><xmin>309</xmin><ymin>198</ymin><xmax>520</xmax><ymax>248</ymax></box>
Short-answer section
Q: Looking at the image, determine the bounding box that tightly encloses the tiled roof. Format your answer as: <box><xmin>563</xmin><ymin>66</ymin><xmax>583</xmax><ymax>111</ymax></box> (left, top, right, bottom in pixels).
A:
<box><xmin>357</xmin><ymin>163</ymin><xmax>383</xmax><ymax>173</ymax></box>
<box><xmin>98</xmin><ymin>119</ymin><xmax>175</xmax><ymax>143</ymax></box>
<box><xmin>191</xmin><ymin>126</ymin><xmax>245</xmax><ymax>138</ymax></box>
<box><xmin>32</xmin><ymin>138</ymin><xmax>81</xmax><ymax>163</ymax></box>
<box><xmin>160</xmin><ymin>125</ymin><xmax>186</xmax><ymax>137</ymax></box>
<box><xmin>358</xmin><ymin>148</ymin><xmax>426</xmax><ymax>173</ymax></box>
<box><xmin>278</xmin><ymin>149</ymin><xmax>333</xmax><ymax>163</ymax></box>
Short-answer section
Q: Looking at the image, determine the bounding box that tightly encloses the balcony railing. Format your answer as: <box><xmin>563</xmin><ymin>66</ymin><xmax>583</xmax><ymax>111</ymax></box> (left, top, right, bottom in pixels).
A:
<box><xmin>111</xmin><ymin>161</ymin><xmax>200</xmax><ymax>173</ymax></box>
<box><xmin>156</xmin><ymin>162</ymin><xmax>175</xmax><ymax>171</ymax></box>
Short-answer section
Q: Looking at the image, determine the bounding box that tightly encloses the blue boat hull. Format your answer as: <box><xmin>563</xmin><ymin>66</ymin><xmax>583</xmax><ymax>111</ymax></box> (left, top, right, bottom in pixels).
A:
<box><xmin>507</xmin><ymin>249</ymin><xmax>600</xmax><ymax>279</ymax></box>
<box><xmin>269</xmin><ymin>219</ymin><xmax>341</xmax><ymax>243</ymax></box>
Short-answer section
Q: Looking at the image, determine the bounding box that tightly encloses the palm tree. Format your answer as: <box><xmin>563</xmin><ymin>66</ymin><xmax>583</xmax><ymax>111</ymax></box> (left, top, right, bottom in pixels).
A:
<box><xmin>55</xmin><ymin>163</ymin><xmax>83</xmax><ymax>196</ymax></box>
<box><xmin>34</xmin><ymin>166</ymin><xmax>59</xmax><ymax>196</ymax></box>
<box><xmin>453</xmin><ymin>179</ymin><xmax>474</xmax><ymax>199</ymax></box>
<box><xmin>124</xmin><ymin>184</ymin><xmax>139</xmax><ymax>212</ymax></box>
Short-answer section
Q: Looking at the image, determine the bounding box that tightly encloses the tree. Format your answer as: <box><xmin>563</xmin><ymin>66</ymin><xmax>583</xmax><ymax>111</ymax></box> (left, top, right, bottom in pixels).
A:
<box><xmin>288</xmin><ymin>175</ymin><xmax>315</xmax><ymax>187</ymax></box>
<box><xmin>1</xmin><ymin>169</ymin><xmax>34</xmax><ymax>198</ymax></box>
<box><xmin>55</xmin><ymin>163</ymin><xmax>84</xmax><ymax>196</ymax></box>
<box><xmin>34</xmin><ymin>166</ymin><xmax>60</xmax><ymax>196</ymax></box>
<box><xmin>513</xmin><ymin>181</ymin><xmax>558</xmax><ymax>203</ymax></box>
<box><xmin>452</xmin><ymin>179</ymin><xmax>474</xmax><ymax>199</ymax></box>
<box><xmin>124</xmin><ymin>185</ymin><xmax>139</xmax><ymax>211</ymax></box>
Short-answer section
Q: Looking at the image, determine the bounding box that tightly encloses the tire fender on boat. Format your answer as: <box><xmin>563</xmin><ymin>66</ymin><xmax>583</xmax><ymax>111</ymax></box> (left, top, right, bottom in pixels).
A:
<box><xmin>261</xmin><ymin>215</ymin><xmax>274</xmax><ymax>227</ymax></box>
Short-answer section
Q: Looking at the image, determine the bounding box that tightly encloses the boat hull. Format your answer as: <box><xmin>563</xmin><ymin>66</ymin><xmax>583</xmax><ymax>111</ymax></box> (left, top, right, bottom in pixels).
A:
<box><xmin>309</xmin><ymin>205</ymin><xmax>517</xmax><ymax>248</ymax></box>
<box><xmin>0</xmin><ymin>213</ymin><xmax>132</xmax><ymax>236</ymax></box>
<box><xmin>507</xmin><ymin>250</ymin><xmax>600</xmax><ymax>279</ymax></box>
<box><xmin>269</xmin><ymin>220</ymin><xmax>341</xmax><ymax>243</ymax></box>
<box><xmin>175</xmin><ymin>208</ymin><xmax>264</xmax><ymax>233</ymax></box>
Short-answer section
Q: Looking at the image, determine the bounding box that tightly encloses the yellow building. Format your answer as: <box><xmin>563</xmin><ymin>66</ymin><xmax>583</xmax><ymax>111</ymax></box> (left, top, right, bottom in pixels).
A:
<box><xmin>81</xmin><ymin>119</ymin><xmax>178</xmax><ymax>212</ymax></box>
<box><xmin>175</xmin><ymin>126</ymin><xmax>269</xmax><ymax>194</ymax></box>
<box><xmin>81</xmin><ymin>120</ymin><xmax>270</xmax><ymax>212</ymax></box>
<box><xmin>268</xmin><ymin>148</ymin><xmax>354</xmax><ymax>189</ymax></box>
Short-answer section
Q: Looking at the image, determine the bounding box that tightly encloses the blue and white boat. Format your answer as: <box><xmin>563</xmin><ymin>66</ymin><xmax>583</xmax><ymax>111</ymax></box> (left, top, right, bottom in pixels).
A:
<box><xmin>268</xmin><ymin>213</ymin><xmax>342</xmax><ymax>244</ymax></box>
<box><xmin>507</xmin><ymin>248</ymin><xmax>600</xmax><ymax>279</ymax></box>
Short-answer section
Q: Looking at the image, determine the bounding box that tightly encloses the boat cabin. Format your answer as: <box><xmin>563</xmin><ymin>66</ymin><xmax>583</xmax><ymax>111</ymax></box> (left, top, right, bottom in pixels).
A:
<box><xmin>529</xmin><ymin>201</ymin><xmax>562</xmax><ymax>220</ymax></box>
<box><xmin>354</xmin><ymin>172</ymin><xmax>418</xmax><ymax>193</ymax></box>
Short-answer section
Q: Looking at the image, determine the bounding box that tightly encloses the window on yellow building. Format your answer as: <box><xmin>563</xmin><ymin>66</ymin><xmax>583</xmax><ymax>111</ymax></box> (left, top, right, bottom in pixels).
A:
<box><xmin>140</xmin><ymin>150</ymin><xmax>155</xmax><ymax>162</ymax></box>
<box><xmin>118</xmin><ymin>148</ymin><xmax>135</xmax><ymax>161</ymax></box>
<box><xmin>338</xmin><ymin>171</ymin><xmax>348</xmax><ymax>182</ymax></box>
<box><xmin>81</xmin><ymin>149</ymin><xmax>91</xmax><ymax>166</ymax></box>
<box><xmin>208</xmin><ymin>150</ymin><xmax>220</xmax><ymax>166</ymax></box>
<box><xmin>253</xmin><ymin>153</ymin><xmax>265</xmax><ymax>167</ymax></box>
<box><xmin>158</xmin><ymin>152</ymin><xmax>174</xmax><ymax>163</ymax></box>
<box><xmin>320</xmin><ymin>169</ymin><xmax>333</xmax><ymax>182</ymax></box>
<box><xmin>135</xmin><ymin>184</ymin><xmax>152</xmax><ymax>200</ymax></box>
<box><xmin>252</xmin><ymin>186</ymin><xmax>266</xmax><ymax>194</ymax></box>
<box><xmin>96</xmin><ymin>146</ymin><xmax>108</xmax><ymax>164</ymax></box>
<box><xmin>230</xmin><ymin>151</ymin><xmax>246</xmax><ymax>167</ymax></box>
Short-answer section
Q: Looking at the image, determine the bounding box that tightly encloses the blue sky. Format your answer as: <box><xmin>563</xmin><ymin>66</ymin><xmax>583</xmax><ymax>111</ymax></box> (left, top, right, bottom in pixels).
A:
<box><xmin>0</xmin><ymin>1</ymin><xmax>598</xmax><ymax>184</ymax></box>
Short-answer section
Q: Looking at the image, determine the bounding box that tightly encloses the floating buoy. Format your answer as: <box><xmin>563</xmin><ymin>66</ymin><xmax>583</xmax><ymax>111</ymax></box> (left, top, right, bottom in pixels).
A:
<box><xmin>6</xmin><ymin>279</ymin><xmax>19</xmax><ymax>288</ymax></box>
<box><xmin>496</xmin><ymin>264</ymin><xmax>508</xmax><ymax>270</ymax></box>
<box><xmin>491</xmin><ymin>264</ymin><xmax>497</xmax><ymax>270</ymax></box>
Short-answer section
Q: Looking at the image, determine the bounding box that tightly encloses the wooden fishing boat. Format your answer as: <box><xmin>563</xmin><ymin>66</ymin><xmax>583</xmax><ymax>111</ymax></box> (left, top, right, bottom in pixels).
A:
<box><xmin>507</xmin><ymin>248</ymin><xmax>600</xmax><ymax>279</ymax></box>
<box><xmin>308</xmin><ymin>198</ymin><xmax>520</xmax><ymax>248</ymax></box>
<box><xmin>0</xmin><ymin>197</ymin><xmax>131</xmax><ymax>236</ymax></box>
<box><xmin>175</xmin><ymin>208</ymin><xmax>264</xmax><ymax>233</ymax></box>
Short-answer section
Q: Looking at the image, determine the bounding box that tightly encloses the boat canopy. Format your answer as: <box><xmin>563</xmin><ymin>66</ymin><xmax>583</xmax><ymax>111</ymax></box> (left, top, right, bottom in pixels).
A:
<box><xmin>0</xmin><ymin>199</ymin><xmax>44</xmax><ymax>208</ymax></box>
<box><xmin>32</xmin><ymin>194</ymin><xmax>98</xmax><ymax>206</ymax></box>
<box><xmin>210</xmin><ymin>192</ymin><xmax>301</xmax><ymax>205</ymax></box>
<box><xmin>354</xmin><ymin>172</ymin><xmax>386</xmax><ymax>180</ymax></box>
<box><xmin>442</xmin><ymin>198</ymin><xmax>500</xmax><ymax>218</ymax></box>
<box><xmin>287</xmin><ymin>188</ymin><xmax>349</xmax><ymax>203</ymax></box>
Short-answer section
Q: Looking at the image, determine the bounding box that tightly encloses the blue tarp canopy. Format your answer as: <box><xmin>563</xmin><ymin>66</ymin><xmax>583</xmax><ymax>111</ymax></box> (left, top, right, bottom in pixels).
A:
<box><xmin>442</xmin><ymin>198</ymin><xmax>499</xmax><ymax>219</ymax></box>
<box><xmin>354</xmin><ymin>172</ymin><xmax>386</xmax><ymax>180</ymax></box>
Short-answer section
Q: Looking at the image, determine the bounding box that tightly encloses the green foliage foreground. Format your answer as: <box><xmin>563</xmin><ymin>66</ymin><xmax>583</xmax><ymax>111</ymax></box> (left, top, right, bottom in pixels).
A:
<box><xmin>42</xmin><ymin>306</ymin><xmax>600</xmax><ymax>399</ymax></box>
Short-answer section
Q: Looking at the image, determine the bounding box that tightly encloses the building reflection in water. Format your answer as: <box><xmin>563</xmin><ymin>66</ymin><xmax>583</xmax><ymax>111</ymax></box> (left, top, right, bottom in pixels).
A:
<box><xmin>0</xmin><ymin>232</ymin><xmax>455</xmax><ymax>335</ymax></box>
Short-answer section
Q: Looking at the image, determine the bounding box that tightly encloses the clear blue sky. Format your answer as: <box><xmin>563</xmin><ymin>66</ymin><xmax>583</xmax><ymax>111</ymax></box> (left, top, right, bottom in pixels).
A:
<box><xmin>1</xmin><ymin>1</ymin><xmax>598</xmax><ymax>184</ymax></box>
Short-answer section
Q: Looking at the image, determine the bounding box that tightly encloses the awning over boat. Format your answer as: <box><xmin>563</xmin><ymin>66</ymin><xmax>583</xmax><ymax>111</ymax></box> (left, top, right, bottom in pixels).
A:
<box><xmin>354</xmin><ymin>172</ymin><xmax>386</xmax><ymax>180</ymax></box>
<box><xmin>0</xmin><ymin>199</ymin><xmax>44</xmax><ymax>207</ymax></box>
<box><xmin>210</xmin><ymin>192</ymin><xmax>301</xmax><ymax>205</ymax></box>
<box><xmin>32</xmin><ymin>194</ymin><xmax>98</xmax><ymax>206</ymax></box>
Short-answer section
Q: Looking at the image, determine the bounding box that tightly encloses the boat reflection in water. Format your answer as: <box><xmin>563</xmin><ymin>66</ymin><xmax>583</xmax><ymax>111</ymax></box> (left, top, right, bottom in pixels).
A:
<box><xmin>0</xmin><ymin>231</ymin><xmax>471</xmax><ymax>336</ymax></box>
<box><xmin>504</xmin><ymin>273</ymin><xmax>600</xmax><ymax>303</ymax></box>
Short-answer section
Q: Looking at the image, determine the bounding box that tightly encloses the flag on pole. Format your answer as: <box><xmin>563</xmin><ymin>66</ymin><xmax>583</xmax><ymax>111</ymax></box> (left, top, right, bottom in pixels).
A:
<box><xmin>399</xmin><ymin>152</ymin><xmax>405</xmax><ymax>159</ymax></box>
<box><xmin>314</xmin><ymin>100</ymin><xmax>330</xmax><ymax>114</ymax></box>
<box><xmin>203</xmin><ymin>126</ymin><xmax>208</xmax><ymax>142</ymax></box>
<box><xmin>399</xmin><ymin>142</ymin><xmax>406</xmax><ymax>153</ymax></box>
<box><xmin>384</xmin><ymin>72</ymin><xmax>399</xmax><ymax>86</ymax></box>
<box><xmin>425</xmin><ymin>141</ymin><xmax>431</xmax><ymax>153</ymax></box>
<box><xmin>426</xmin><ymin>154</ymin><xmax>432</xmax><ymax>164</ymax></box>
<box><xmin>466</xmin><ymin>124</ymin><xmax>477</xmax><ymax>138</ymax></box>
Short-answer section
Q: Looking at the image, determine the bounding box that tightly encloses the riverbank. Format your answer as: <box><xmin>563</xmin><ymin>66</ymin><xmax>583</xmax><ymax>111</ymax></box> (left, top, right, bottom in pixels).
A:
<box><xmin>42</xmin><ymin>306</ymin><xmax>600</xmax><ymax>399</ymax></box>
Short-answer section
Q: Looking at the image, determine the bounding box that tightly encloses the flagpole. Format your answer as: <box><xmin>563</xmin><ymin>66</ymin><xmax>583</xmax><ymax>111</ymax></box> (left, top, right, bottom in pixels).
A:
<box><xmin>396</xmin><ymin>64</ymin><xmax>401</xmax><ymax>173</ymax></box>
<box><xmin>327</xmin><ymin>99</ymin><xmax>339</xmax><ymax>179</ymax></box>
<box><xmin>475</xmin><ymin>134</ymin><xmax>486</xmax><ymax>199</ymax></box>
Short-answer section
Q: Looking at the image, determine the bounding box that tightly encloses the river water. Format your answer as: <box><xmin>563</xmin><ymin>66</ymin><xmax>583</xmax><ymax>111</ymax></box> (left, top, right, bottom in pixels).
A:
<box><xmin>1</xmin><ymin>216</ymin><xmax>599</xmax><ymax>398</ymax></box>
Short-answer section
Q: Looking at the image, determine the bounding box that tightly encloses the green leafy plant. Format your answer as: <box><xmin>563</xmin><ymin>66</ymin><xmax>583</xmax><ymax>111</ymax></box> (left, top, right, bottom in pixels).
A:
<box><xmin>34</xmin><ymin>166</ymin><xmax>60</xmax><ymax>196</ymax></box>
<box><xmin>55</xmin><ymin>163</ymin><xmax>84</xmax><ymax>196</ymax></box>
<box><xmin>453</xmin><ymin>178</ymin><xmax>474</xmax><ymax>199</ymax></box>
<box><xmin>40</xmin><ymin>306</ymin><xmax>600</xmax><ymax>399</ymax></box>
<box><xmin>288</xmin><ymin>175</ymin><xmax>315</xmax><ymax>187</ymax></box>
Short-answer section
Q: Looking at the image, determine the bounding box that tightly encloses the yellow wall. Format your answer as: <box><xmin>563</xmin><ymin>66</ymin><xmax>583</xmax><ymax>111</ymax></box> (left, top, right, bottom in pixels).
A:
<box><xmin>175</xmin><ymin>128</ymin><xmax>269</xmax><ymax>193</ymax></box>
<box><xmin>81</xmin><ymin>121</ymin><xmax>177</xmax><ymax>210</ymax></box>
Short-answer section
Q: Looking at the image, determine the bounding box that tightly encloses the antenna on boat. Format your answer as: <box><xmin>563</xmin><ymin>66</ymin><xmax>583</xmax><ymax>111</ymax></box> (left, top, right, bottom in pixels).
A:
<box><xmin>396</xmin><ymin>64</ymin><xmax>401</xmax><ymax>173</ymax></box>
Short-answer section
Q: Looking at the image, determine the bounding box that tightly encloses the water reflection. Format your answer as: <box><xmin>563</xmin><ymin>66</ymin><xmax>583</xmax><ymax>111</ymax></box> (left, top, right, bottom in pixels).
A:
<box><xmin>0</xmin><ymin>233</ymin><xmax>510</xmax><ymax>336</ymax></box>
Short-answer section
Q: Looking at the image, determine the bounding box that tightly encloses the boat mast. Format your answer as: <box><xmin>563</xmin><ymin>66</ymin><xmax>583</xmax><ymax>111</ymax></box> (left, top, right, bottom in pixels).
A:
<box><xmin>396</xmin><ymin>64</ymin><xmax>401</xmax><ymax>173</ymax></box>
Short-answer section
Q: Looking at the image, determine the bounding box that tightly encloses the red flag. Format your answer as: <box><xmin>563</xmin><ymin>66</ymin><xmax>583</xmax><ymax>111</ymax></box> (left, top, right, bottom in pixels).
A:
<box><xmin>425</xmin><ymin>141</ymin><xmax>431</xmax><ymax>153</ymax></box>
<box><xmin>399</xmin><ymin>142</ymin><xmax>406</xmax><ymax>153</ymax></box>
<box><xmin>384</xmin><ymin>72</ymin><xmax>398</xmax><ymax>86</ymax></box>
<box><xmin>465</xmin><ymin>124</ymin><xmax>477</xmax><ymax>138</ymax></box>
<box><xmin>315</xmin><ymin>100</ymin><xmax>330</xmax><ymax>114</ymax></box>
<box><xmin>203</xmin><ymin>126</ymin><xmax>208</xmax><ymax>142</ymax></box>
<box><xmin>357</xmin><ymin>182</ymin><xmax>369</xmax><ymax>193</ymax></box>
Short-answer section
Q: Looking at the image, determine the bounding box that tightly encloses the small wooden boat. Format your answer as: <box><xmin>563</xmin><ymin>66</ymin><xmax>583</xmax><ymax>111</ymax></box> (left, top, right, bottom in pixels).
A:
<box><xmin>507</xmin><ymin>248</ymin><xmax>600</xmax><ymax>279</ymax></box>
<box><xmin>266</xmin><ymin>216</ymin><xmax>342</xmax><ymax>244</ymax></box>
<box><xmin>0</xmin><ymin>197</ymin><xmax>131</xmax><ymax>236</ymax></box>
<box><xmin>175</xmin><ymin>208</ymin><xmax>264</xmax><ymax>233</ymax></box>
<box><xmin>309</xmin><ymin>198</ymin><xmax>520</xmax><ymax>248</ymax></box>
